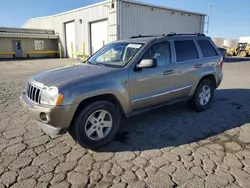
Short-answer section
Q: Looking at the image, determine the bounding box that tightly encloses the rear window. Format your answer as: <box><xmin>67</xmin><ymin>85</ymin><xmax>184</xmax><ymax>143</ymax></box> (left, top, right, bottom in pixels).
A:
<box><xmin>198</xmin><ymin>40</ymin><xmax>218</xmax><ymax>58</ymax></box>
<box><xmin>174</xmin><ymin>40</ymin><xmax>199</xmax><ymax>62</ymax></box>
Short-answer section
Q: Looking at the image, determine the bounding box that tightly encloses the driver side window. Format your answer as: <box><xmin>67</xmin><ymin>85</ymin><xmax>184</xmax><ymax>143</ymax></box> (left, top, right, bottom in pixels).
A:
<box><xmin>142</xmin><ymin>42</ymin><xmax>171</xmax><ymax>67</ymax></box>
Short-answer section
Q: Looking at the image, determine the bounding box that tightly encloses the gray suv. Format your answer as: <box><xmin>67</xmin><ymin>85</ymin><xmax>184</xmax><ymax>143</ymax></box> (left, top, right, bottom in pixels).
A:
<box><xmin>20</xmin><ymin>33</ymin><xmax>224</xmax><ymax>149</ymax></box>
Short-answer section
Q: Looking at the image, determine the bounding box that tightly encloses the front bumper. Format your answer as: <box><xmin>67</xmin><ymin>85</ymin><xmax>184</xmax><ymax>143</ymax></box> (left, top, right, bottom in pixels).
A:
<box><xmin>20</xmin><ymin>91</ymin><xmax>77</xmax><ymax>135</ymax></box>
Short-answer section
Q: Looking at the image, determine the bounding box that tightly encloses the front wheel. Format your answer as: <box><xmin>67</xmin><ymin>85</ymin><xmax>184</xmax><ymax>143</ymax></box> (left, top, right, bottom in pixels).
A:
<box><xmin>188</xmin><ymin>79</ymin><xmax>214</xmax><ymax>112</ymax></box>
<box><xmin>239</xmin><ymin>50</ymin><xmax>247</xmax><ymax>57</ymax></box>
<box><xmin>70</xmin><ymin>101</ymin><xmax>121</xmax><ymax>149</ymax></box>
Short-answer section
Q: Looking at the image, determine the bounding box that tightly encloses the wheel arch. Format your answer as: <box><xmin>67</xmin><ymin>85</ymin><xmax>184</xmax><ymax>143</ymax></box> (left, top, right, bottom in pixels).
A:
<box><xmin>199</xmin><ymin>74</ymin><xmax>217</xmax><ymax>88</ymax></box>
<box><xmin>191</xmin><ymin>74</ymin><xmax>217</xmax><ymax>97</ymax></box>
<box><xmin>69</xmin><ymin>93</ymin><xmax>125</xmax><ymax>129</ymax></box>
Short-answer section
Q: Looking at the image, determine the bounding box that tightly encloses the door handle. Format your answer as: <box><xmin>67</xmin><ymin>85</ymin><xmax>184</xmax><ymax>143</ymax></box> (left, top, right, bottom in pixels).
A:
<box><xmin>163</xmin><ymin>70</ymin><xmax>174</xmax><ymax>75</ymax></box>
<box><xmin>194</xmin><ymin>64</ymin><xmax>203</xmax><ymax>68</ymax></box>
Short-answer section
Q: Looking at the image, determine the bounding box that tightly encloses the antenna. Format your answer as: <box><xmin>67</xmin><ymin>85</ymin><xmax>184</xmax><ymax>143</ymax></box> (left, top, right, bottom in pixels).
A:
<box><xmin>206</xmin><ymin>4</ymin><xmax>212</xmax><ymax>34</ymax></box>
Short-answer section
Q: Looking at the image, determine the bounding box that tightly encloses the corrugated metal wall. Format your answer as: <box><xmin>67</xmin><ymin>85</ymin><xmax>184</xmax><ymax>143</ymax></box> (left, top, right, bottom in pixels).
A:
<box><xmin>0</xmin><ymin>38</ymin><xmax>58</xmax><ymax>58</ymax></box>
<box><xmin>23</xmin><ymin>0</ymin><xmax>205</xmax><ymax>57</ymax></box>
<box><xmin>23</xmin><ymin>0</ymin><xmax>117</xmax><ymax>57</ymax></box>
<box><xmin>120</xmin><ymin>1</ymin><xmax>205</xmax><ymax>39</ymax></box>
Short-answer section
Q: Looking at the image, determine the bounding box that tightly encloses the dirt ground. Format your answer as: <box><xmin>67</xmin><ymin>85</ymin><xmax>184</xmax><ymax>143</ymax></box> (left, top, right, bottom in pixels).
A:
<box><xmin>0</xmin><ymin>58</ymin><xmax>250</xmax><ymax>188</ymax></box>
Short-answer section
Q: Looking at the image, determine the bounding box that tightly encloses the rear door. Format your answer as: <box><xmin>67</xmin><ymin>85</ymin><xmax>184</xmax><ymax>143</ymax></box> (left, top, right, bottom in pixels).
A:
<box><xmin>172</xmin><ymin>39</ymin><xmax>201</xmax><ymax>98</ymax></box>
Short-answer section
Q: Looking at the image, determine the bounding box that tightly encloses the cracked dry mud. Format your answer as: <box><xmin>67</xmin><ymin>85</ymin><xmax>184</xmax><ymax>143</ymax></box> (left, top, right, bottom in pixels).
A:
<box><xmin>0</xmin><ymin>58</ymin><xmax>250</xmax><ymax>188</ymax></box>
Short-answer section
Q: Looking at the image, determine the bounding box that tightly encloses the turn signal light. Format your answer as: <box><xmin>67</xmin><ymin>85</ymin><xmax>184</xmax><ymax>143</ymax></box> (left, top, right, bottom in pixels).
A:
<box><xmin>56</xmin><ymin>94</ymin><xmax>64</xmax><ymax>106</ymax></box>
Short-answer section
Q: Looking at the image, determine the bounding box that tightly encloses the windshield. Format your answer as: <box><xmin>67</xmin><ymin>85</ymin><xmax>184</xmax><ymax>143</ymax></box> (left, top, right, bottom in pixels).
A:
<box><xmin>88</xmin><ymin>42</ymin><xmax>143</xmax><ymax>67</ymax></box>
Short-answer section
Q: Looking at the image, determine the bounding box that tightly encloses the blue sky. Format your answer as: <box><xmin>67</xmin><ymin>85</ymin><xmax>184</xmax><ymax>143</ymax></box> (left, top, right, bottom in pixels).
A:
<box><xmin>1</xmin><ymin>0</ymin><xmax>249</xmax><ymax>39</ymax></box>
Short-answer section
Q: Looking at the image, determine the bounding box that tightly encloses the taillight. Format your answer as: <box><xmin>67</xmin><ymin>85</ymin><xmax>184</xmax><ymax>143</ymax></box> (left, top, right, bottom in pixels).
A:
<box><xmin>218</xmin><ymin>57</ymin><xmax>223</xmax><ymax>70</ymax></box>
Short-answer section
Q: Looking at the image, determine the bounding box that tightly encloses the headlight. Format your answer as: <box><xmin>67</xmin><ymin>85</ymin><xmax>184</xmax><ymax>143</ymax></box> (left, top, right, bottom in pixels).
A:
<box><xmin>40</xmin><ymin>87</ymin><xmax>64</xmax><ymax>106</ymax></box>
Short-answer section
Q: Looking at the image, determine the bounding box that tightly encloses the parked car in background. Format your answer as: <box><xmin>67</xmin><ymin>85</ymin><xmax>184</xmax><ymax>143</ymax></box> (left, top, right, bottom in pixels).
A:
<box><xmin>20</xmin><ymin>33</ymin><xmax>224</xmax><ymax>149</ymax></box>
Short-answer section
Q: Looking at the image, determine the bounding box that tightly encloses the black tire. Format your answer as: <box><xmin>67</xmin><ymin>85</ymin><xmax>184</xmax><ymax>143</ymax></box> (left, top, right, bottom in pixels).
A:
<box><xmin>70</xmin><ymin>101</ymin><xmax>121</xmax><ymax>149</ymax></box>
<box><xmin>188</xmin><ymin>79</ymin><xmax>214</xmax><ymax>112</ymax></box>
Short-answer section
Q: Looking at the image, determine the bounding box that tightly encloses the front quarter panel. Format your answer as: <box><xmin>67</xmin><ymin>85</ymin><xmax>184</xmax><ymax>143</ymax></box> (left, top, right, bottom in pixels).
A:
<box><xmin>60</xmin><ymin>69</ymin><xmax>130</xmax><ymax>115</ymax></box>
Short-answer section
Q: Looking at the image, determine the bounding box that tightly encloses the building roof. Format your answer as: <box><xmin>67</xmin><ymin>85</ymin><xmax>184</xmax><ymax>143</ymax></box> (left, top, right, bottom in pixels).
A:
<box><xmin>22</xmin><ymin>0</ymin><xmax>205</xmax><ymax>27</ymax></box>
<box><xmin>0</xmin><ymin>27</ymin><xmax>58</xmax><ymax>39</ymax></box>
<box><xmin>122</xmin><ymin>0</ymin><xmax>206</xmax><ymax>16</ymax></box>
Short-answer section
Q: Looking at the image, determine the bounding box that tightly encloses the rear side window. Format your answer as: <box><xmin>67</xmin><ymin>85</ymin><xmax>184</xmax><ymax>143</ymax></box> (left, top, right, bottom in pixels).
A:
<box><xmin>174</xmin><ymin>40</ymin><xmax>199</xmax><ymax>62</ymax></box>
<box><xmin>198</xmin><ymin>40</ymin><xmax>218</xmax><ymax>58</ymax></box>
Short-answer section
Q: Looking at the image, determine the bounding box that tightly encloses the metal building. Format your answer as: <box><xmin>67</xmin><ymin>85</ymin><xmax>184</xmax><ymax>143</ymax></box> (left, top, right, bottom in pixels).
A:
<box><xmin>22</xmin><ymin>0</ymin><xmax>205</xmax><ymax>58</ymax></box>
<box><xmin>224</xmin><ymin>39</ymin><xmax>238</xmax><ymax>48</ymax></box>
<box><xmin>239</xmin><ymin>37</ymin><xmax>250</xmax><ymax>43</ymax></box>
<box><xmin>212</xmin><ymin>38</ymin><xmax>224</xmax><ymax>48</ymax></box>
<box><xmin>0</xmin><ymin>27</ymin><xmax>59</xmax><ymax>59</ymax></box>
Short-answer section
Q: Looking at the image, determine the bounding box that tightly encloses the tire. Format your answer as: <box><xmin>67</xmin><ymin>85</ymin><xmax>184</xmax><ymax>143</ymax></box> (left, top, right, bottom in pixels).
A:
<box><xmin>188</xmin><ymin>79</ymin><xmax>214</xmax><ymax>112</ymax></box>
<box><xmin>239</xmin><ymin>51</ymin><xmax>247</xmax><ymax>57</ymax></box>
<box><xmin>70</xmin><ymin>101</ymin><xmax>121</xmax><ymax>149</ymax></box>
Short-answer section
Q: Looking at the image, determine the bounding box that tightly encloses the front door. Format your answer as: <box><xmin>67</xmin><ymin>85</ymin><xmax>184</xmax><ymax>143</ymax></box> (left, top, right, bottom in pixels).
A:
<box><xmin>129</xmin><ymin>42</ymin><xmax>176</xmax><ymax>111</ymax></box>
<box><xmin>12</xmin><ymin>41</ymin><xmax>22</xmax><ymax>58</ymax></box>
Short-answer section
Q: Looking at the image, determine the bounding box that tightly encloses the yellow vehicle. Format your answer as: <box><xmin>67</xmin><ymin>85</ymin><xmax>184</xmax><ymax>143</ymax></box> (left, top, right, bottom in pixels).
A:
<box><xmin>228</xmin><ymin>43</ymin><xmax>250</xmax><ymax>57</ymax></box>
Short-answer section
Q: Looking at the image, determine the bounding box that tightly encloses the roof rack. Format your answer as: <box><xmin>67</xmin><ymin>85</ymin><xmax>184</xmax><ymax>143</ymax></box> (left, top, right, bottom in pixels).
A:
<box><xmin>130</xmin><ymin>33</ymin><xmax>205</xmax><ymax>39</ymax></box>
<box><xmin>130</xmin><ymin>34</ymin><xmax>162</xmax><ymax>39</ymax></box>
<box><xmin>167</xmin><ymin>32</ymin><xmax>206</xmax><ymax>36</ymax></box>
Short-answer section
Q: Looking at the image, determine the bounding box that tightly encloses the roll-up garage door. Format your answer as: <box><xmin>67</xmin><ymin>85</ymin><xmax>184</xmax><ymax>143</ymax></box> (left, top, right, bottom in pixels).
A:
<box><xmin>65</xmin><ymin>21</ymin><xmax>75</xmax><ymax>58</ymax></box>
<box><xmin>90</xmin><ymin>20</ymin><xmax>108</xmax><ymax>54</ymax></box>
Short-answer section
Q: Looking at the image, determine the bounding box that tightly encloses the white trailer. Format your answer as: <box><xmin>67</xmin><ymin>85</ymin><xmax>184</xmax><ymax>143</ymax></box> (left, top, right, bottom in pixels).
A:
<box><xmin>23</xmin><ymin>0</ymin><xmax>205</xmax><ymax>58</ymax></box>
<box><xmin>239</xmin><ymin>37</ymin><xmax>250</xmax><ymax>43</ymax></box>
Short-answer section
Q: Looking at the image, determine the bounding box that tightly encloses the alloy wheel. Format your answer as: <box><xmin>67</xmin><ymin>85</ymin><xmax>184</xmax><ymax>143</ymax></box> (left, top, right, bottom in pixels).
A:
<box><xmin>198</xmin><ymin>85</ymin><xmax>211</xmax><ymax>106</ymax></box>
<box><xmin>84</xmin><ymin>110</ymin><xmax>113</xmax><ymax>140</ymax></box>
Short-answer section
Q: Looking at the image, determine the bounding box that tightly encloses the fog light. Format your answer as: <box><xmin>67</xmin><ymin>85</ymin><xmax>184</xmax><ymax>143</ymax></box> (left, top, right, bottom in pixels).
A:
<box><xmin>40</xmin><ymin>112</ymin><xmax>48</xmax><ymax>122</ymax></box>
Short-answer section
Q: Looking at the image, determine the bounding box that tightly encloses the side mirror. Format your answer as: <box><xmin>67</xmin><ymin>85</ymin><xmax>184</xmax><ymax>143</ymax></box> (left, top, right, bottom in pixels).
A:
<box><xmin>136</xmin><ymin>59</ymin><xmax>157</xmax><ymax>70</ymax></box>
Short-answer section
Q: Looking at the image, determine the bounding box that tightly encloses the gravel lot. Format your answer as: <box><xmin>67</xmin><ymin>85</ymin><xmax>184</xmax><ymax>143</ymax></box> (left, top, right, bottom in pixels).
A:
<box><xmin>0</xmin><ymin>58</ymin><xmax>250</xmax><ymax>188</ymax></box>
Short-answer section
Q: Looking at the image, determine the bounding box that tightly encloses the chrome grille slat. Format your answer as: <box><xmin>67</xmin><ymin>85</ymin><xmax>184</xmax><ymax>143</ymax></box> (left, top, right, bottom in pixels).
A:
<box><xmin>34</xmin><ymin>88</ymin><xmax>38</xmax><ymax>102</ymax></box>
<box><xmin>32</xmin><ymin>87</ymin><xmax>36</xmax><ymax>101</ymax></box>
<box><xmin>29</xmin><ymin>86</ymin><xmax>33</xmax><ymax>99</ymax></box>
<box><xmin>38</xmin><ymin>91</ymin><xmax>42</xmax><ymax>103</ymax></box>
<box><xmin>26</xmin><ymin>82</ymin><xmax>41</xmax><ymax>103</ymax></box>
<box><xmin>35</xmin><ymin>89</ymin><xmax>40</xmax><ymax>102</ymax></box>
<box><xmin>28</xmin><ymin>85</ymin><xmax>31</xmax><ymax>98</ymax></box>
<box><xmin>30</xmin><ymin>86</ymin><xmax>34</xmax><ymax>100</ymax></box>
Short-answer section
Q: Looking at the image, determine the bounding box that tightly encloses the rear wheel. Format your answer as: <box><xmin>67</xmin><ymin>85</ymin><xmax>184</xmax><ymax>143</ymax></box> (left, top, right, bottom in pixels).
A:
<box><xmin>188</xmin><ymin>79</ymin><xmax>214</xmax><ymax>112</ymax></box>
<box><xmin>239</xmin><ymin>50</ymin><xmax>247</xmax><ymax>57</ymax></box>
<box><xmin>70</xmin><ymin>101</ymin><xmax>120</xmax><ymax>149</ymax></box>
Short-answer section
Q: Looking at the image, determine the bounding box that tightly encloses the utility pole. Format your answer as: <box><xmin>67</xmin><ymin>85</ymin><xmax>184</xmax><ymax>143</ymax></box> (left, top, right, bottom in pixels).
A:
<box><xmin>206</xmin><ymin>4</ymin><xmax>212</xmax><ymax>34</ymax></box>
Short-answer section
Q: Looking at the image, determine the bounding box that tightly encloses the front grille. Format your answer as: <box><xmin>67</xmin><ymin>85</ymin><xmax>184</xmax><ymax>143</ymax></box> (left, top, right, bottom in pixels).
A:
<box><xmin>27</xmin><ymin>83</ymin><xmax>41</xmax><ymax>103</ymax></box>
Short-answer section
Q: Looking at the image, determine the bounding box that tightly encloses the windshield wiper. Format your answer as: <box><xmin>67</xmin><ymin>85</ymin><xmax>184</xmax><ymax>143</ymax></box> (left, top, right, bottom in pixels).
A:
<box><xmin>96</xmin><ymin>63</ymin><xmax>106</xmax><ymax>67</ymax></box>
<box><xmin>88</xmin><ymin>62</ymin><xmax>106</xmax><ymax>67</ymax></box>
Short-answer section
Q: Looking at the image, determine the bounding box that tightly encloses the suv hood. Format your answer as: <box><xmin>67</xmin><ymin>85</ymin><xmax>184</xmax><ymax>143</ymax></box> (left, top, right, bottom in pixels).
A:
<box><xmin>31</xmin><ymin>63</ymin><xmax>116</xmax><ymax>86</ymax></box>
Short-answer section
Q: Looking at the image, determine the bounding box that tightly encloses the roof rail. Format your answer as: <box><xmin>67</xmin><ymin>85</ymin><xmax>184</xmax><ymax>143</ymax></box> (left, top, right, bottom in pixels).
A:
<box><xmin>130</xmin><ymin>33</ymin><xmax>206</xmax><ymax>39</ymax></box>
<box><xmin>167</xmin><ymin>32</ymin><xmax>206</xmax><ymax>37</ymax></box>
<box><xmin>130</xmin><ymin>34</ymin><xmax>163</xmax><ymax>39</ymax></box>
